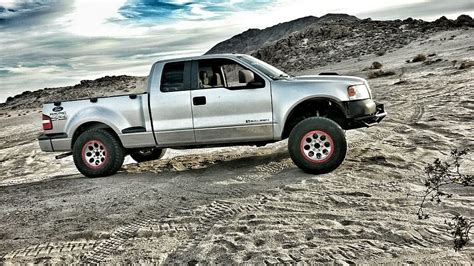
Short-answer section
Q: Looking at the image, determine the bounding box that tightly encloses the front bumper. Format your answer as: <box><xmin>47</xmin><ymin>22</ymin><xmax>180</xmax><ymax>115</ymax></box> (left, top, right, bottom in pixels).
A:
<box><xmin>344</xmin><ymin>100</ymin><xmax>387</xmax><ymax>129</ymax></box>
<box><xmin>38</xmin><ymin>133</ymin><xmax>71</xmax><ymax>152</ymax></box>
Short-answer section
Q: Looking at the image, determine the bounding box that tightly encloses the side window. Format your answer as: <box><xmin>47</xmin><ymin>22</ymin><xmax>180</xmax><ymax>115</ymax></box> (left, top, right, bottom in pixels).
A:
<box><xmin>197</xmin><ymin>60</ymin><xmax>224</xmax><ymax>89</ymax></box>
<box><xmin>222</xmin><ymin>64</ymin><xmax>245</xmax><ymax>87</ymax></box>
<box><xmin>161</xmin><ymin>62</ymin><xmax>185</xmax><ymax>92</ymax></box>
<box><xmin>196</xmin><ymin>59</ymin><xmax>265</xmax><ymax>90</ymax></box>
<box><xmin>222</xmin><ymin>61</ymin><xmax>265</xmax><ymax>89</ymax></box>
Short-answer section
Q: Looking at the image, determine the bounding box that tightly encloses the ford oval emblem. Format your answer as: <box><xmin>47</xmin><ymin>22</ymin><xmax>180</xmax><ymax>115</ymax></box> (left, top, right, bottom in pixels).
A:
<box><xmin>53</xmin><ymin>106</ymin><xmax>64</xmax><ymax>112</ymax></box>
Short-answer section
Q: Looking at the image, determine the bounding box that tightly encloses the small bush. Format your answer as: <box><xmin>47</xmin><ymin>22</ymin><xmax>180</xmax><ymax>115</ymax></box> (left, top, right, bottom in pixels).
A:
<box><xmin>412</xmin><ymin>54</ymin><xmax>427</xmax><ymax>62</ymax></box>
<box><xmin>459</xmin><ymin>61</ymin><xmax>474</xmax><ymax>70</ymax></box>
<box><xmin>371</xmin><ymin>61</ymin><xmax>383</xmax><ymax>69</ymax></box>
<box><xmin>417</xmin><ymin>149</ymin><xmax>472</xmax><ymax>251</ymax></box>
<box><xmin>367</xmin><ymin>70</ymin><xmax>396</xmax><ymax>79</ymax></box>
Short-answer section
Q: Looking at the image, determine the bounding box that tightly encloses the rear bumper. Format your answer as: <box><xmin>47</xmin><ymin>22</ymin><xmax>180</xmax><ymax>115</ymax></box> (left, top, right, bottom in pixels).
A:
<box><xmin>344</xmin><ymin>100</ymin><xmax>387</xmax><ymax>129</ymax></box>
<box><xmin>38</xmin><ymin>133</ymin><xmax>71</xmax><ymax>152</ymax></box>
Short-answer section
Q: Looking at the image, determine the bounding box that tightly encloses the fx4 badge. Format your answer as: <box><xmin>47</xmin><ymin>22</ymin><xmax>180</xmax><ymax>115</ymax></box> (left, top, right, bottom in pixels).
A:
<box><xmin>246</xmin><ymin>119</ymin><xmax>270</xmax><ymax>123</ymax></box>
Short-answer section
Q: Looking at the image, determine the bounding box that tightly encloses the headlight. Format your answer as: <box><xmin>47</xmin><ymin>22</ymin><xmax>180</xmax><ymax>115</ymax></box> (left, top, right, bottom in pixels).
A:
<box><xmin>347</xmin><ymin>84</ymin><xmax>370</xmax><ymax>100</ymax></box>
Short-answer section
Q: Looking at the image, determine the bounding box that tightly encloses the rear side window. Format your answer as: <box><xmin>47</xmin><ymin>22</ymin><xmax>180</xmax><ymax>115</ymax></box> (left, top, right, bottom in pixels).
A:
<box><xmin>161</xmin><ymin>62</ymin><xmax>185</xmax><ymax>92</ymax></box>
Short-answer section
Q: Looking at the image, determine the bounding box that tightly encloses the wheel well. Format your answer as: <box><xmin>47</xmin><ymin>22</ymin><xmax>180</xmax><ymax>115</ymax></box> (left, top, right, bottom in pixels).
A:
<box><xmin>282</xmin><ymin>99</ymin><xmax>346</xmax><ymax>140</ymax></box>
<box><xmin>71</xmin><ymin>122</ymin><xmax>120</xmax><ymax>148</ymax></box>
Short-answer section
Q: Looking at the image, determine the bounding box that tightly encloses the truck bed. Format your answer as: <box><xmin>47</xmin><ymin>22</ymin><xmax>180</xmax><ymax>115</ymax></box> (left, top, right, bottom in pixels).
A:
<box><xmin>40</xmin><ymin>92</ymin><xmax>155</xmax><ymax>152</ymax></box>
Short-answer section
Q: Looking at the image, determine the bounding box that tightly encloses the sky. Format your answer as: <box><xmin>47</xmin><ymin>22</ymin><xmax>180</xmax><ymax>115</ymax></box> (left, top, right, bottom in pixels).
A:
<box><xmin>0</xmin><ymin>0</ymin><xmax>473</xmax><ymax>102</ymax></box>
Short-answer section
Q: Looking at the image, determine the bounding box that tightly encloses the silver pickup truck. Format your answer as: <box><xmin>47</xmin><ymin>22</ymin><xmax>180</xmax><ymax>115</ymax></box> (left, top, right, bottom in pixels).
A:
<box><xmin>38</xmin><ymin>54</ymin><xmax>386</xmax><ymax>177</ymax></box>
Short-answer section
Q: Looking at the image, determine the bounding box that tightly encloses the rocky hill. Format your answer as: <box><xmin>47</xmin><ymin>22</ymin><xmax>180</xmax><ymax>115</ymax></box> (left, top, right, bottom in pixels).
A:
<box><xmin>206</xmin><ymin>15</ymin><xmax>322</xmax><ymax>54</ymax></box>
<box><xmin>207</xmin><ymin>14</ymin><xmax>474</xmax><ymax>72</ymax></box>
<box><xmin>0</xmin><ymin>75</ymin><xmax>147</xmax><ymax>111</ymax></box>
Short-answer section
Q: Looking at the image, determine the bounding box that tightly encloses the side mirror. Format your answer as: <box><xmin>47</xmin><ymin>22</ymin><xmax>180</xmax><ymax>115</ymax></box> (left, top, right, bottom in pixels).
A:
<box><xmin>239</xmin><ymin>70</ymin><xmax>254</xmax><ymax>83</ymax></box>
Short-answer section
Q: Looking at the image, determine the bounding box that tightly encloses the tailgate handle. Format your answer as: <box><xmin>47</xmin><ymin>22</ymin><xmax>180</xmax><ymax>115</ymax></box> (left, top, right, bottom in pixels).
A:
<box><xmin>193</xmin><ymin>96</ymin><xmax>206</xmax><ymax>106</ymax></box>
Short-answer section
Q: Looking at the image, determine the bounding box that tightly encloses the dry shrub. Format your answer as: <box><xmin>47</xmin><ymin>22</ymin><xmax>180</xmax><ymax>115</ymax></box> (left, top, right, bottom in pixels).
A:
<box><xmin>417</xmin><ymin>149</ymin><xmax>473</xmax><ymax>251</ymax></box>
<box><xmin>459</xmin><ymin>61</ymin><xmax>474</xmax><ymax>69</ymax></box>
<box><xmin>367</xmin><ymin>70</ymin><xmax>396</xmax><ymax>79</ymax></box>
<box><xmin>371</xmin><ymin>61</ymin><xmax>383</xmax><ymax>69</ymax></box>
<box><xmin>412</xmin><ymin>54</ymin><xmax>427</xmax><ymax>62</ymax></box>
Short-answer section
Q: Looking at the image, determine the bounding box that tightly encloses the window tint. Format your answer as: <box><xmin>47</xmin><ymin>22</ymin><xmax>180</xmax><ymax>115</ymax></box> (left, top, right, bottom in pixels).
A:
<box><xmin>161</xmin><ymin>62</ymin><xmax>185</xmax><ymax>92</ymax></box>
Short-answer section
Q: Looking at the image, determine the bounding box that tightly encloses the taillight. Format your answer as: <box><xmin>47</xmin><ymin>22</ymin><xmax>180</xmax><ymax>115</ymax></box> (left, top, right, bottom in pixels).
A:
<box><xmin>42</xmin><ymin>114</ymin><xmax>53</xmax><ymax>130</ymax></box>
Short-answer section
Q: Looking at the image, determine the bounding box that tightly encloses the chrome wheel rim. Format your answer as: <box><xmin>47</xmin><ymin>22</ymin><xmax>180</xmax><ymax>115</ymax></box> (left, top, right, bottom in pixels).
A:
<box><xmin>82</xmin><ymin>140</ymin><xmax>108</xmax><ymax>169</ymax></box>
<box><xmin>300</xmin><ymin>130</ymin><xmax>334</xmax><ymax>163</ymax></box>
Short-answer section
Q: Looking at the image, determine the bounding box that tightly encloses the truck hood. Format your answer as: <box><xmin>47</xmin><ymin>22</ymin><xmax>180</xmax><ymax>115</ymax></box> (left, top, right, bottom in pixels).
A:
<box><xmin>291</xmin><ymin>75</ymin><xmax>367</xmax><ymax>85</ymax></box>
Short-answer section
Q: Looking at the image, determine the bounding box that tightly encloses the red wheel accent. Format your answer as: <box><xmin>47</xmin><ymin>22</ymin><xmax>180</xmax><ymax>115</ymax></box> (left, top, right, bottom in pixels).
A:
<box><xmin>81</xmin><ymin>140</ymin><xmax>109</xmax><ymax>169</ymax></box>
<box><xmin>299</xmin><ymin>130</ymin><xmax>335</xmax><ymax>163</ymax></box>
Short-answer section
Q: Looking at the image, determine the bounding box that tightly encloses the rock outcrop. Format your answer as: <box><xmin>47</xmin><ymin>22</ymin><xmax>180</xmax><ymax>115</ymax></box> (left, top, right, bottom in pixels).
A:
<box><xmin>207</xmin><ymin>14</ymin><xmax>474</xmax><ymax>72</ymax></box>
<box><xmin>1</xmin><ymin>75</ymin><xmax>147</xmax><ymax>110</ymax></box>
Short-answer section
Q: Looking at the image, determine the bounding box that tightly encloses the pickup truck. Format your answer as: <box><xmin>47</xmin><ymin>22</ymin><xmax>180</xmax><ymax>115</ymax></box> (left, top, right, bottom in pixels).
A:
<box><xmin>38</xmin><ymin>54</ymin><xmax>386</xmax><ymax>178</ymax></box>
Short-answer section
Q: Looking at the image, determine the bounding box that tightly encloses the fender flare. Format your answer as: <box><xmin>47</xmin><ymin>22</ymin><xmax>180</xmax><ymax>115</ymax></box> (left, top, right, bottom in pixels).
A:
<box><xmin>65</xmin><ymin>107</ymin><xmax>130</xmax><ymax>145</ymax></box>
<box><xmin>281</xmin><ymin>96</ymin><xmax>347</xmax><ymax>138</ymax></box>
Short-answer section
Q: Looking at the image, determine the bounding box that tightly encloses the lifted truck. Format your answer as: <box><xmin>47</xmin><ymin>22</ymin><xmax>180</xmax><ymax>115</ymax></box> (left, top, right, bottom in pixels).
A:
<box><xmin>38</xmin><ymin>54</ymin><xmax>386</xmax><ymax>177</ymax></box>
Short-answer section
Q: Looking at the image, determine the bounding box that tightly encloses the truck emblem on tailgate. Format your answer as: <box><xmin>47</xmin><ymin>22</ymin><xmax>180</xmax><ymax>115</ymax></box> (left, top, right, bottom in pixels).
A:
<box><xmin>53</xmin><ymin>106</ymin><xmax>64</xmax><ymax>112</ymax></box>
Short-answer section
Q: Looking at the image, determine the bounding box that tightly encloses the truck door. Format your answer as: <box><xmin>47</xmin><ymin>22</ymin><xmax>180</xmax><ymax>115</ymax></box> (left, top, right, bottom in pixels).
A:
<box><xmin>149</xmin><ymin>61</ymin><xmax>195</xmax><ymax>145</ymax></box>
<box><xmin>190</xmin><ymin>58</ymin><xmax>273</xmax><ymax>144</ymax></box>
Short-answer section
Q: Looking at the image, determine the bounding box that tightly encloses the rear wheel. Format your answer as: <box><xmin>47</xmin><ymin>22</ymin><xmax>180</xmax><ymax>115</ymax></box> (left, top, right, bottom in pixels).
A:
<box><xmin>288</xmin><ymin>117</ymin><xmax>347</xmax><ymax>174</ymax></box>
<box><xmin>130</xmin><ymin>148</ymin><xmax>166</xmax><ymax>163</ymax></box>
<box><xmin>73</xmin><ymin>129</ymin><xmax>125</xmax><ymax>178</ymax></box>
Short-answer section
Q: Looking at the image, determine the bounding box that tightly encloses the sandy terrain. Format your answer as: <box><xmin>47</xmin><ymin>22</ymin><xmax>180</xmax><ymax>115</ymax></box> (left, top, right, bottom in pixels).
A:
<box><xmin>0</xmin><ymin>29</ymin><xmax>473</xmax><ymax>264</ymax></box>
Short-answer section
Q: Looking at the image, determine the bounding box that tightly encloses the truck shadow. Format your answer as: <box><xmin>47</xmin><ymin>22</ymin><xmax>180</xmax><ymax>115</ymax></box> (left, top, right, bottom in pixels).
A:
<box><xmin>121</xmin><ymin>145</ymin><xmax>291</xmax><ymax>175</ymax></box>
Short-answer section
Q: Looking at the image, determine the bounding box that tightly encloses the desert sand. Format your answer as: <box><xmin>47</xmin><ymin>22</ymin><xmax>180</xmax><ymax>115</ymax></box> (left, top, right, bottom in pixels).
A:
<box><xmin>0</xmin><ymin>29</ymin><xmax>473</xmax><ymax>264</ymax></box>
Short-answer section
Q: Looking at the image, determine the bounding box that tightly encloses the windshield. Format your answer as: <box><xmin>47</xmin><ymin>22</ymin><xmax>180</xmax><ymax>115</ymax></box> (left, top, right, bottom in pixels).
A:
<box><xmin>237</xmin><ymin>55</ymin><xmax>290</xmax><ymax>80</ymax></box>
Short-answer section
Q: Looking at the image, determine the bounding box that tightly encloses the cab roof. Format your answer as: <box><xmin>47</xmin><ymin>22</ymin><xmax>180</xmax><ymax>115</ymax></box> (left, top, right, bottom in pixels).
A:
<box><xmin>153</xmin><ymin>53</ymin><xmax>249</xmax><ymax>65</ymax></box>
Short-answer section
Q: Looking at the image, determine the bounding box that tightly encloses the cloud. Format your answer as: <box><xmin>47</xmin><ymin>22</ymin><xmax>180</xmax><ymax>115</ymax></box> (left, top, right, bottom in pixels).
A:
<box><xmin>0</xmin><ymin>0</ymin><xmax>73</xmax><ymax>27</ymax></box>
<box><xmin>358</xmin><ymin>0</ymin><xmax>474</xmax><ymax>20</ymax></box>
<box><xmin>1</xmin><ymin>0</ymin><xmax>473</xmax><ymax>102</ymax></box>
<box><xmin>118</xmin><ymin>0</ymin><xmax>277</xmax><ymax>22</ymax></box>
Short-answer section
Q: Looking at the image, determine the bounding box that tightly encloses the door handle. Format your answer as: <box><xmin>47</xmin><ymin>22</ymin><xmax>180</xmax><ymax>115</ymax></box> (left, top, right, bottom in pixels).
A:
<box><xmin>193</xmin><ymin>96</ymin><xmax>206</xmax><ymax>106</ymax></box>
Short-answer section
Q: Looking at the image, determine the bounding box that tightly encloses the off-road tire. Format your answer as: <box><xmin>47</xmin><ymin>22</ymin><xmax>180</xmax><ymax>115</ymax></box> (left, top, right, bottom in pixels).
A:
<box><xmin>288</xmin><ymin>117</ymin><xmax>347</xmax><ymax>174</ymax></box>
<box><xmin>130</xmin><ymin>148</ymin><xmax>166</xmax><ymax>163</ymax></box>
<box><xmin>73</xmin><ymin>129</ymin><xmax>125</xmax><ymax>178</ymax></box>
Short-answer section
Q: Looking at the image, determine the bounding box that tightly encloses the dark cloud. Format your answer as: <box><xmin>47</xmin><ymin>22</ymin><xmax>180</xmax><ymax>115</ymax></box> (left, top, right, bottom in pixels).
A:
<box><xmin>0</xmin><ymin>0</ymin><xmax>73</xmax><ymax>27</ymax></box>
<box><xmin>119</xmin><ymin>0</ymin><xmax>193</xmax><ymax>21</ymax></box>
<box><xmin>118</xmin><ymin>0</ymin><xmax>276</xmax><ymax>22</ymax></box>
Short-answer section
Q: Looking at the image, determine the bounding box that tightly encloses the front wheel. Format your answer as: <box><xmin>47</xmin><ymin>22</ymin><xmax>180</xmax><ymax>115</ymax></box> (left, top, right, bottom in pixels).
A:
<box><xmin>288</xmin><ymin>117</ymin><xmax>347</xmax><ymax>174</ymax></box>
<box><xmin>73</xmin><ymin>129</ymin><xmax>125</xmax><ymax>178</ymax></box>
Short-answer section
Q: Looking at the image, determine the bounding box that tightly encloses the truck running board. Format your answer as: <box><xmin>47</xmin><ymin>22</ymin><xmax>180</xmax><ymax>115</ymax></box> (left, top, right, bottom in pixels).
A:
<box><xmin>55</xmin><ymin>152</ymin><xmax>73</xmax><ymax>160</ymax></box>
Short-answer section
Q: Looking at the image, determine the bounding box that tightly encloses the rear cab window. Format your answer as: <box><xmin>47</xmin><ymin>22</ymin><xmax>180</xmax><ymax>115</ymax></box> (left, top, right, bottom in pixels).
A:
<box><xmin>161</xmin><ymin>62</ymin><xmax>190</xmax><ymax>92</ymax></box>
